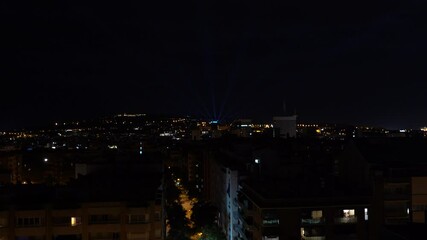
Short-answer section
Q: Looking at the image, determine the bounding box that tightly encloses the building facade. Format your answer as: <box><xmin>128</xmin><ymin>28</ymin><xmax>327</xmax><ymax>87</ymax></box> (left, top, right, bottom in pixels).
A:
<box><xmin>0</xmin><ymin>201</ymin><xmax>163</xmax><ymax>240</ymax></box>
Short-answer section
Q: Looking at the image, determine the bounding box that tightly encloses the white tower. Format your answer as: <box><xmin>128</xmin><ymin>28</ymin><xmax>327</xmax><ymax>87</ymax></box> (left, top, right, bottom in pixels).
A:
<box><xmin>273</xmin><ymin>100</ymin><xmax>297</xmax><ymax>138</ymax></box>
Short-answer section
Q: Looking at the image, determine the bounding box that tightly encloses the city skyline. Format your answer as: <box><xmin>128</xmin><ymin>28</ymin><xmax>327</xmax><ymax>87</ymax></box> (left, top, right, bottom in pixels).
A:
<box><xmin>2</xmin><ymin>1</ymin><xmax>427</xmax><ymax>130</ymax></box>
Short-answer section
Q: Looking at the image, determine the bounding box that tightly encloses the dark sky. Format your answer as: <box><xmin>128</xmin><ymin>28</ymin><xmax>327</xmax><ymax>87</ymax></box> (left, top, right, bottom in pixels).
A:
<box><xmin>1</xmin><ymin>0</ymin><xmax>427</xmax><ymax>130</ymax></box>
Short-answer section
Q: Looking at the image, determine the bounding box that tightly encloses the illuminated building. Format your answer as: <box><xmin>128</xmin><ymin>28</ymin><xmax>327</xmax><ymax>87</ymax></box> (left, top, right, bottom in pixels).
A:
<box><xmin>199</xmin><ymin>148</ymin><xmax>241</xmax><ymax>240</ymax></box>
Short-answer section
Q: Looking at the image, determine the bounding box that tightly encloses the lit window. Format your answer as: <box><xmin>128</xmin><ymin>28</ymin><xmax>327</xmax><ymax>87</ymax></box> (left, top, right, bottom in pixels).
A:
<box><xmin>343</xmin><ymin>209</ymin><xmax>355</xmax><ymax>217</ymax></box>
<box><xmin>312</xmin><ymin>210</ymin><xmax>322</xmax><ymax>219</ymax></box>
<box><xmin>71</xmin><ymin>217</ymin><xmax>81</xmax><ymax>226</ymax></box>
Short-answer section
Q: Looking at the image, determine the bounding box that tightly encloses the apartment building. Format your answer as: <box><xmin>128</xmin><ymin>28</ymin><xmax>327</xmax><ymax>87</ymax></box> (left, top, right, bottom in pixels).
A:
<box><xmin>0</xmin><ymin>166</ymin><xmax>164</xmax><ymax>240</ymax></box>
<box><xmin>337</xmin><ymin>138</ymin><xmax>427</xmax><ymax>226</ymax></box>
<box><xmin>236</xmin><ymin>182</ymin><xmax>373</xmax><ymax>240</ymax></box>
<box><xmin>0</xmin><ymin>201</ymin><xmax>162</xmax><ymax>240</ymax></box>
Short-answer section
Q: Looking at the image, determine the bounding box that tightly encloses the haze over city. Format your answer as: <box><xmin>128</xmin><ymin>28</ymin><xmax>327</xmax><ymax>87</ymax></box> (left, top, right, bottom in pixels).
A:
<box><xmin>2</xmin><ymin>0</ymin><xmax>427</xmax><ymax>130</ymax></box>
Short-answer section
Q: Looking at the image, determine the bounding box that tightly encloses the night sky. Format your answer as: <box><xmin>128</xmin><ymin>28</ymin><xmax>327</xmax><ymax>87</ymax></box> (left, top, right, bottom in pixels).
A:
<box><xmin>2</xmin><ymin>1</ymin><xmax>427</xmax><ymax>130</ymax></box>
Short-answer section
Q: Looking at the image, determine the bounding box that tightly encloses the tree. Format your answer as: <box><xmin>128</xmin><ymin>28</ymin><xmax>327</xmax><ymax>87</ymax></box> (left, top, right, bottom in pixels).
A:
<box><xmin>200</xmin><ymin>224</ymin><xmax>226</xmax><ymax>240</ymax></box>
<box><xmin>191</xmin><ymin>202</ymin><xmax>217</xmax><ymax>230</ymax></box>
<box><xmin>166</xmin><ymin>202</ymin><xmax>191</xmax><ymax>240</ymax></box>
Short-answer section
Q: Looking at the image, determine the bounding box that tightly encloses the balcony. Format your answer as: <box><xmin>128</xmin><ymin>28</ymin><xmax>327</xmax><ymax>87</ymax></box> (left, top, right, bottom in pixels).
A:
<box><xmin>236</xmin><ymin>223</ymin><xmax>246</xmax><ymax>237</ymax></box>
<box><xmin>90</xmin><ymin>238</ymin><xmax>120</xmax><ymax>240</ymax></box>
<box><xmin>15</xmin><ymin>217</ymin><xmax>44</xmax><ymax>228</ymax></box>
<box><xmin>241</xmin><ymin>217</ymin><xmax>256</xmax><ymax>231</ymax></box>
<box><xmin>301</xmin><ymin>236</ymin><xmax>325</xmax><ymax>240</ymax></box>
<box><xmin>243</xmin><ymin>208</ymin><xmax>256</xmax><ymax>217</ymax></box>
<box><xmin>334</xmin><ymin>216</ymin><xmax>357</xmax><ymax>224</ymax></box>
<box><xmin>244</xmin><ymin>229</ymin><xmax>253</xmax><ymax>240</ymax></box>
<box><xmin>233</xmin><ymin>223</ymin><xmax>240</xmax><ymax>231</ymax></box>
<box><xmin>384</xmin><ymin>183</ymin><xmax>410</xmax><ymax>200</ymax></box>
<box><xmin>237</xmin><ymin>196</ymin><xmax>254</xmax><ymax>213</ymax></box>
<box><xmin>233</xmin><ymin>198</ymin><xmax>239</xmax><ymax>207</ymax></box>
<box><xmin>301</xmin><ymin>227</ymin><xmax>325</xmax><ymax>240</ymax></box>
<box><xmin>262</xmin><ymin>236</ymin><xmax>279</xmax><ymax>240</ymax></box>
<box><xmin>233</xmin><ymin>210</ymin><xmax>240</xmax><ymax>217</ymax></box>
<box><xmin>127</xmin><ymin>214</ymin><xmax>149</xmax><ymax>224</ymax></box>
<box><xmin>384</xmin><ymin>194</ymin><xmax>410</xmax><ymax>200</ymax></box>
<box><xmin>301</xmin><ymin>218</ymin><xmax>325</xmax><ymax>225</ymax></box>
<box><xmin>125</xmin><ymin>222</ymin><xmax>151</xmax><ymax>232</ymax></box>
<box><xmin>52</xmin><ymin>216</ymin><xmax>82</xmax><ymax>227</ymax></box>
<box><xmin>236</xmin><ymin>226</ymin><xmax>250</xmax><ymax>240</ymax></box>
<box><xmin>385</xmin><ymin>216</ymin><xmax>410</xmax><ymax>225</ymax></box>
<box><xmin>262</xmin><ymin>219</ymin><xmax>279</xmax><ymax>227</ymax></box>
<box><xmin>89</xmin><ymin>215</ymin><xmax>120</xmax><ymax>225</ymax></box>
<box><xmin>89</xmin><ymin>231</ymin><xmax>120</xmax><ymax>240</ymax></box>
<box><xmin>89</xmin><ymin>219</ymin><xmax>120</xmax><ymax>224</ymax></box>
